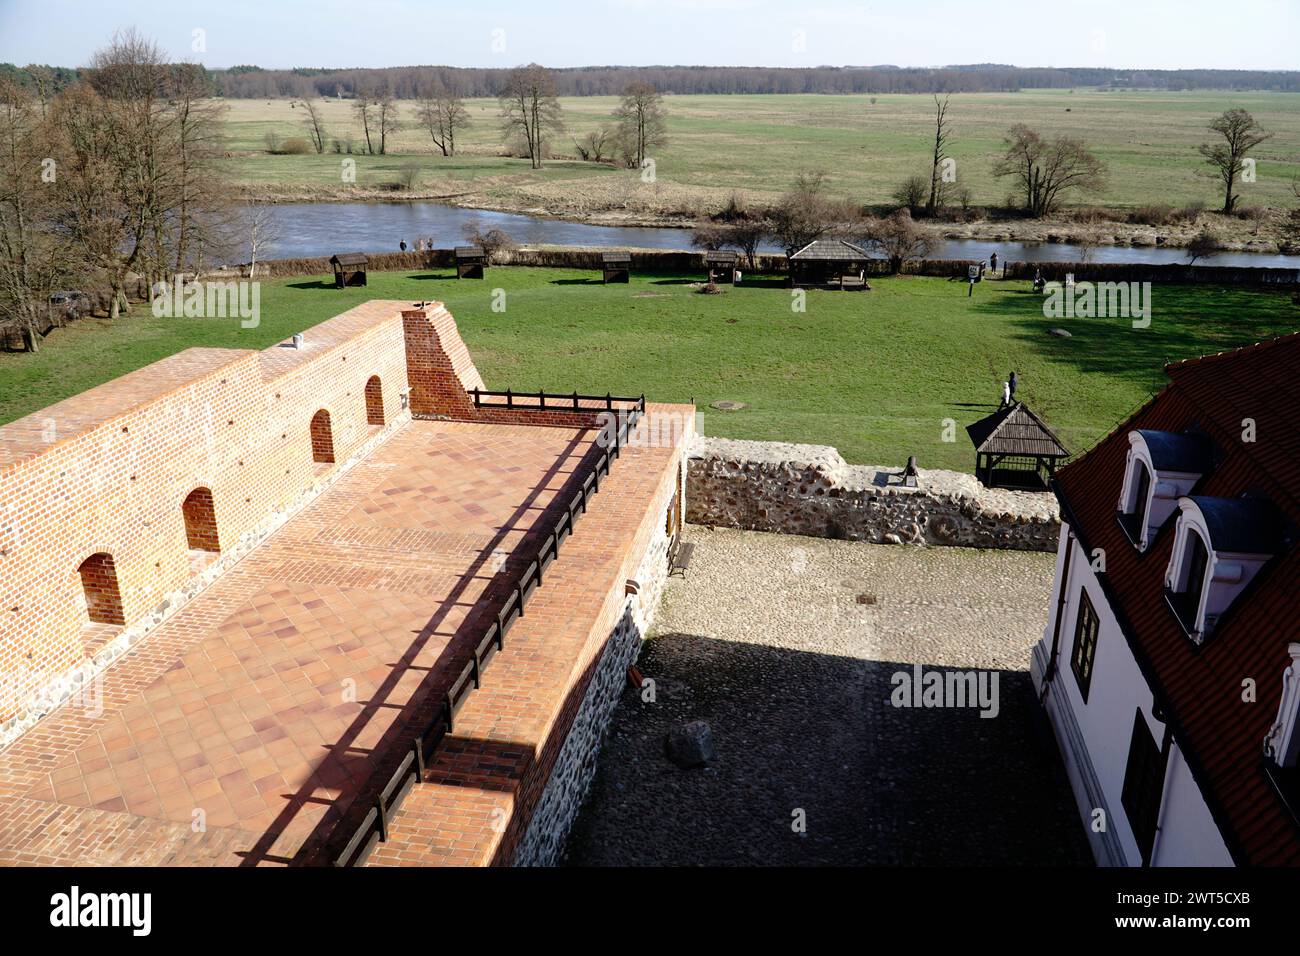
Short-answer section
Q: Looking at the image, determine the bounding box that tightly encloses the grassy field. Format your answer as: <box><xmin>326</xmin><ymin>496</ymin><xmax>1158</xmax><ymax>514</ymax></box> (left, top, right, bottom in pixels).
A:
<box><xmin>2</xmin><ymin>270</ymin><xmax>1293</xmax><ymax>470</ymax></box>
<box><xmin>218</xmin><ymin>90</ymin><xmax>1300</xmax><ymax>215</ymax></box>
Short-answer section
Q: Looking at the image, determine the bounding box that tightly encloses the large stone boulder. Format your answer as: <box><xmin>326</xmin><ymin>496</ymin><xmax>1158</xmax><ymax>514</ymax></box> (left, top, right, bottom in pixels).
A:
<box><xmin>665</xmin><ymin>720</ymin><xmax>716</xmax><ymax>768</ymax></box>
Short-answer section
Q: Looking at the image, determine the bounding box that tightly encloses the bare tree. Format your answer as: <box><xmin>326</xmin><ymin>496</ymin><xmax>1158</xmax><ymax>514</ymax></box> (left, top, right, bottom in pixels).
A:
<box><xmin>6</xmin><ymin>29</ymin><xmax>236</xmax><ymax>325</ymax></box>
<box><xmin>375</xmin><ymin>90</ymin><xmax>400</xmax><ymax>155</ymax></box>
<box><xmin>1185</xmin><ymin>229</ymin><xmax>1221</xmax><ymax>264</ymax></box>
<box><xmin>574</xmin><ymin>127</ymin><xmax>614</xmax><ymax>163</ymax></box>
<box><xmin>893</xmin><ymin>175</ymin><xmax>928</xmax><ymax>216</ymax></box>
<box><xmin>415</xmin><ymin>84</ymin><xmax>469</xmax><ymax>157</ymax></box>
<box><xmin>861</xmin><ymin>210</ymin><xmax>932</xmax><ymax>273</ymax></box>
<box><xmin>767</xmin><ymin>171</ymin><xmax>852</xmax><ymax>255</ymax></box>
<box><xmin>993</xmin><ymin>124</ymin><xmax>1106</xmax><ymax>217</ymax></box>
<box><xmin>397</xmin><ymin>161</ymin><xmax>420</xmax><ymax>191</ymax></box>
<box><xmin>0</xmin><ymin>80</ymin><xmax>69</xmax><ymax>351</ymax></box>
<box><xmin>353</xmin><ymin>88</ymin><xmax>376</xmax><ymax>154</ymax></box>
<box><xmin>23</xmin><ymin>64</ymin><xmax>55</xmax><ymax>118</ymax></box>
<box><xmin>60</xmin><ymin>28</ymin><xmax>174</xmax><ymax>316</ymax></box>
<box><xmin>242</xmin><ymin>198</ymin><xmax>280</xmax><ymax>277</ymax></box>
<box><xmin>613</xmin><ymin>81</ymin><xmax>667</xmax><ymax>169</ymax></box>
<box><xmin>925</xmin><ymin>93</ymin><xmax>952</xmax><ymax>215</ymax></box>
<box><xmin>499</xmin><ymin>64</ymin><xmax>564</xmax><ymax>169</ymax></box>
<box><xmin>301</xmin><ymin>98</ymin><xmax>327</xmax><ymax>154</ymax></box>
<box><xmin>1074</xmin><ymin>225</ymin><xmax>1105</xmax><ymax>263</ymax></box>
<box><xmin>462</xmin><ymin>220</ymin><xmax>516</xmax><ymax>264</ymax></box>
<box><xmin>692</xmin><ymin>196</ymin><xmax>769</xmax><ymax>270</ymax></box>
<box><xmin>167</xmin><ymin>62</ymin><xmax>226</xmax><ymax>275</ymax></box>
<box><xmin>1199</xmin><ymin>109</ymin><xmax>1271</xmax><ymax>214</ymax></box>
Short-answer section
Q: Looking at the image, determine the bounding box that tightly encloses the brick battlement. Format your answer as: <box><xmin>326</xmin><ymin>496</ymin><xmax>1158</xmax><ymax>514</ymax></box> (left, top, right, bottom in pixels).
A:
<box><xmin>0</xmin><ymin>299</ymin><xmax>520</xmax><ymax>727</ymax></box>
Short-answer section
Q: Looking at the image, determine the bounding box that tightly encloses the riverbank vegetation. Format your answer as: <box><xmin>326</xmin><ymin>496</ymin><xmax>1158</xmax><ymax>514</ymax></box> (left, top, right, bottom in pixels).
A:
<box><xmin>2</xmin><ymin>268</ymin><xmax>1291</xmax><ymax>471</ymax></box>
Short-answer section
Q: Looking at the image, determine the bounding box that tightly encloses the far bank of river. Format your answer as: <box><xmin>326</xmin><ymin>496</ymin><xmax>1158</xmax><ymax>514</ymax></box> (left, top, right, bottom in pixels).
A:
<box><xmin>256</xmin><ymin>200</ymin><xmax>1300</xmax><ymax>271</ymax></box>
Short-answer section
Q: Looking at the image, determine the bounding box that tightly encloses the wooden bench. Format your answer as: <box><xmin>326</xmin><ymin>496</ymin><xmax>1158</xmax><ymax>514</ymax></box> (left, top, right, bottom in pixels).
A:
<box><xmin>668</xmin><ymin>538</ymin><xmax>695</xmax><ymax>577</ymax></box>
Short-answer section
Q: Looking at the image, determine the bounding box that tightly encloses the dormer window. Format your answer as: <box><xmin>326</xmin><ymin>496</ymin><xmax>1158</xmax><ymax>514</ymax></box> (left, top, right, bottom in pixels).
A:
<box><xmin>1117</xmin><ymin>430</ymin><xmax>1212</xmax><ymax>551</ymax></box>
<box><xmin>1163</xmin><ymin>495</ymin><xmax>1284</xmax><ymax>643</ymax></box>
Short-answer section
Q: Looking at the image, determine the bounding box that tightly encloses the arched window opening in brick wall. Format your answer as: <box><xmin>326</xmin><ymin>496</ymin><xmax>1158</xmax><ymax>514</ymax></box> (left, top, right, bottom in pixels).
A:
<box><xmin>182</xmin><ymin>487</ymin><xmax>220</xmax><ymax>552</ymax></box>
<box><xmin>364</xmin><ymin>376</ymin><xmax>385</xmax><ymax>426</ymax></box>
<box><xmin>78</xmin><ymin>552</ymin><xmax>125</xmax><ymax>626</ymax></box>
<box><xmin>310</xmin><ymin>409</ymin><xmax>335</xmax><ymax>464</ymax></box>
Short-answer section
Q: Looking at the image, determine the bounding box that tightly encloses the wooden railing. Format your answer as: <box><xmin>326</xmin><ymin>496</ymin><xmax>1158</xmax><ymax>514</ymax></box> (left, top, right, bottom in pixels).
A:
<box><xmin>470</xmin><ymin>388</ymin><xmax>646</xmax><ymax>415</ymax></box>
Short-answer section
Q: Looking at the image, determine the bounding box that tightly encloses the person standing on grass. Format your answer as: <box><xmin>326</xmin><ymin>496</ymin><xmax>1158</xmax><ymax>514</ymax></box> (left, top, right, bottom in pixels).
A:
<box><xmin>1009</xmin><ymin>371</ymin><xmax>1019</xmax><ymax>402</ymax></box>
<box><xmin>990</xmin><ymin>251</ymin><xmax>998</xmax><ymax>275</ymax></box>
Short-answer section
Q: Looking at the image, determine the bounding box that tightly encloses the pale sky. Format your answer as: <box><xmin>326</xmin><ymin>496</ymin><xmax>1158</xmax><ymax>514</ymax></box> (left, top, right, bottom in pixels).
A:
<box><xmin>0</xmin><ymin>0</ymin><xmax>1296</xmax><ymax>71</ymax></box>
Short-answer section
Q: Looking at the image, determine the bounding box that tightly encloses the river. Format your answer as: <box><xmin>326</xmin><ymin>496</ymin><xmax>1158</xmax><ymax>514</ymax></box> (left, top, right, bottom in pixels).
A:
<box><xmin>260</xmin><ymin>201</ymin><xmax>1300</xmax><ymax>270</ymax></box>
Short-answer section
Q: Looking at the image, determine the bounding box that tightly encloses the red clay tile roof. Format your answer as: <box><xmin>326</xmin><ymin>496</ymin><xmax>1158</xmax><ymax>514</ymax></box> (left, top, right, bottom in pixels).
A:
<box><xmin>1054</xmin><ymin>330</ymin><xmax>1300</xmax><ymax>866</ymax></box>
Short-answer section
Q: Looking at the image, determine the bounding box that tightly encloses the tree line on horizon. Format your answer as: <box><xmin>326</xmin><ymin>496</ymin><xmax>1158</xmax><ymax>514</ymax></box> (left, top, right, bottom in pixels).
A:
<box><xmin>3</xmin><ymin>62</ymin><xmax>1299</xmax><ymax>100</ymax></box>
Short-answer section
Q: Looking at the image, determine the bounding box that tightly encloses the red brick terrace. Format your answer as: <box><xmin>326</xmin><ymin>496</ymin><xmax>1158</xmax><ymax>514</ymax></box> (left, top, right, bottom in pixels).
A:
<box><xmin>0</xmin><ymin>300</ymin><xmax>691</xmax><ymax>866</ymax></box>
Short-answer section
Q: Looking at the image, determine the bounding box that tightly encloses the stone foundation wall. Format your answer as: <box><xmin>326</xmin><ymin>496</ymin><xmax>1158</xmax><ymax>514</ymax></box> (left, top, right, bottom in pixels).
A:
<box><xmin>686</xmin><ymin>436</ymin><xmax>1060</xmax><ymax>552</ymax></box>
<box><xmin>510</xmin><ymin>456</ymin><xmax>677</xmax><ymax>866</ymax></box>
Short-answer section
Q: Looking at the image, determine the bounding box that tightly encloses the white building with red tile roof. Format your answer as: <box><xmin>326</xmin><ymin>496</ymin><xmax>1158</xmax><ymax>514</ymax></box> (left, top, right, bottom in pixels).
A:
<box><xmin>1033</xmin><ymin>332</ymin><xmax>1300</xmax><ymax>866</ymax></box>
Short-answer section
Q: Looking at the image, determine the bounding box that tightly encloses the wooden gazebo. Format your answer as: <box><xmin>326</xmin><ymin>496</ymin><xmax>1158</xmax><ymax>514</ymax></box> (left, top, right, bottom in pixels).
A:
<box><xmin>966</xmin><ymin>402</ymin><xmax>1070</xmax><ymax>490</ymax></box>
<box><xmin>788</xmin><ymin>239</ymin><xmax>874</xmax><ymax>290</ymax></box>
<box><xmin>602</xmin><ymin>251</ymin><xmax>631</xmax><ymax>284</ymax></box>
<box><xmin>330</xmin><ymin>253</ymin><xmax>368</xmax><ymax>289</ymax></box>
<box><xmin>705</xmin><ymin>251</ymin><xmax>737</xmax><ymax>284</ymax></box>
<box><xmin>455</xmin><ymin>246</ymin><xmax>487</xmax><ymax>279</ymax></box>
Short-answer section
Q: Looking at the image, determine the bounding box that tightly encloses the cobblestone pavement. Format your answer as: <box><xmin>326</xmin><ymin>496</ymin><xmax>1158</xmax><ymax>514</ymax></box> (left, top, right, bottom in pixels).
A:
<box><xmin>564</xmin><ymin>526</ymin><xmax>1092</xmax><ymax>866</ymax></box>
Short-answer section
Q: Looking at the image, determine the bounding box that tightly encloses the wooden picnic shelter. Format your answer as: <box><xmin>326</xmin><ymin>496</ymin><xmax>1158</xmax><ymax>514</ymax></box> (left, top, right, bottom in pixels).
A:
<box><xmin>330</xmin><ymin>253</ymin><xmax>368</xmax><ymax>289</ymax></box>
<box><xmin>966</xmin><ymin>402</ymin><xmax>1070</xmax><ymax>490</ymax></box>
<box><xmin>455</xmin><ymin>246</ymin><xmax>487</xmax><ymax>279</ymax></box>
<box><xmin>705</xmin><ymin>251</ymin><xmax>737</xmax><ymax>284</ymax></box>
<box><xmin>788</xmin><ymin>239</ymin><xmax>874</xmax><ymax>290</ymax></box>
<box><xmin>602</xmin><ymin>251</ymin><xmax>631</xmax><ymax>284</ymax></box>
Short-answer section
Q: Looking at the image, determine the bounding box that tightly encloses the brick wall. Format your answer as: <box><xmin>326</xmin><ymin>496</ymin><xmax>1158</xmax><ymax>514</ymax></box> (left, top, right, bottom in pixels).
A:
<box><xmin>0</xmin><ymin>299</ymin><xmax>486</xmax><ymax>726</ymax></box>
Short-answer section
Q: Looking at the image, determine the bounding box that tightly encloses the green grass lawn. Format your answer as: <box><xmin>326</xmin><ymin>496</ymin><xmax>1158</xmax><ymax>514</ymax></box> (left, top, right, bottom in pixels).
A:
<box><xmin>2</xmin><ymin>270</ymin><xmax>1294</xmax><ymax>471</ymax></box>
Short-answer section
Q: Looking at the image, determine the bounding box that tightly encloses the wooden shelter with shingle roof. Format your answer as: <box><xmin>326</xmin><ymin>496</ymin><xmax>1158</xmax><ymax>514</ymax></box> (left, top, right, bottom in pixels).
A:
<box><xmin>788</xmin><ymin>239</ymin><xmax>874</xmax><ymax>290</ymax></box>
<box><xmin>455</xmin><ymin>246</ymin><xmax>487</xmax><ymax>279</ymax></box>
<box><xmin>601</xmin><ymin>251</ymin><xmax>631</xmax><ymax>284</ymax></box>
<box><xmin>966</xmin><ymin>402</ymin><xmax>1070</xmax><ymax>489</ymax></box>
<box><xmin>704</xmin><ymin>250</ymin><xmax>737</xmax><ymax>284</ymax></box>
<box><xmin>330</xmin><ymin>253</ymin><xmax>368</xmax><ymax>288</ymax></box>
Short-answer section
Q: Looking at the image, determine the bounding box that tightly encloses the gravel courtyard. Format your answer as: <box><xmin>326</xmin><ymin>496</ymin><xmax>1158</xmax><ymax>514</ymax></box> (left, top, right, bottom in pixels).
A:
<box><xmin>564</xmin><ymin>527</ymin><xmax>1092</xmax><ymax>866</ymax></box>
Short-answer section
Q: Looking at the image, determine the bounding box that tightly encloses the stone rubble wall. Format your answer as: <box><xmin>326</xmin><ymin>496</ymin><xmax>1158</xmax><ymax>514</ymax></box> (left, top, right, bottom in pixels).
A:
<box><xmin>685</xmin><ymin>436</ymin><xmax>1061</xmax><ymax>552</ymax></box>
